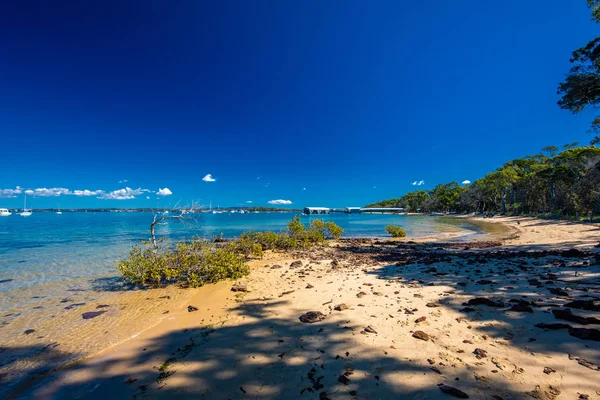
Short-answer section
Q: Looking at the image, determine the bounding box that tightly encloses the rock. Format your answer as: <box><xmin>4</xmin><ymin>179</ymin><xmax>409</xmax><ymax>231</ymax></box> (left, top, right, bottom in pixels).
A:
<box><xmin>334</xmin><ymin>303</ymin><xmax>349</xmax><ymax>311</ymax></box>
<box><xmin>526</xmin><ymin>385</ymin><xmax>561</xmax><ymax>400</ymax></box>
<box><xmin>426</xmin><ymin>302</ymin><xmax>440</xmax><ymax>308</ymax></box>
<box><xmin>82</xmin><ymin>311</ymin><xmax>107</xmax><ymax>320</ymax></box>
<box><xmin>438</xmin><ymin>384</ymin><xmax>469</xmax><ymax>398</ymax></box>
<box><xmin>415</xmin><ymin>316</ymin><xmax>427</xmax><ymax>323</ymax></box>
<box><xmin>553</xmin><ymin>308</ymin><xmax>600</xmax><ymax>325</ymax></box>
<box><xmin>337</xmin><ymin>374</ymin><xmax>350</xmax><ymax>385</ymax></box>
<box><xmin>568</xmin><ymin>354</ymin><xmax>600</xmax><ymax>371</ymax></box>
<box><xmin>568</xmin><ymin>327</ymin><xmax>600</xmax><ymax>341</ymax></box>
<box><xmin>290</xmin><ymin>260</ymin><xmax>303</xmax><ymax>269</ymax></box>
<box><xmin>509</xmin><ymin>303</ymin><xmax>533</xmax><ymax>313</ymax></box>
<box><xmin>477</xmin><ymin>280</ymin><xmax>494</xmax><ymax>285</ymax></box>
<box><xmin>299</xmin><ymin>311</ymin><xmax>326</xmax><ymax>323</ymax></box>
<box><xmin>563</xmin><ymin>300</ymin><xmax>600</xmax><ymax>311</ymax></box>
<box><xmin>363</xmin><ymin>325</ymin><xmax>377</xmax><ymax>334</ymax></box>
<box><xmin>535</xmin><ymin>322</ymin><xmax>571</xmax><ymax>330</ymax></box>
<box><xmin>24</xmin><ymin>329</ymin><xmax>35</xmax><ymax>335</ymax></box>
<box><xmin>561</xmin><ymin>248</ymin><xmax>584</xmax><ymax>258</ymax></box>
<box><xmin>306</xmin><ymin>284</ymin><xmax>314</xmax><ymax>289</ymax></box>
<box><xmin>430</xmin><ymin>366</ymin><xmax>442</xmax><ymax>374</ymax></box>
<box><xmin>412</xmin><ymin>330</ymin><xmax>429</xmax><ymax>341</ymax></box>
<box><xmin>548</xmin><ymin>288</ymin><xmax>569</xmax><ymax>297</ymax></box>
<box><xmin>543</xmin><ymin>367</ymin><xmax>556</xmax><ymax>374</ymax></box>
<box><xmin>331</xmin><ymin>260</ymin><xmax>339</xmax><ymax>268</ymax></box>
<box><xmin>473</xmin><ymin>348</ymin><xmax>487</xmax><ymax>359</ymax></box>
<box><xmin>0</xmin><ymin>279</ymin><xmax>14</xmax><ymax>284</ymax></box>
<box><xmin>467</xmin><ymin>298</ymin><xmax>504</xmax><ymax>308</ymax></box>
<box><xmin>357</xmin><ymin>291</ymin><xmax>367</xmax><ymax>298</ymax></box>
<box><xmin>271</xmin><ymin>264</ymin><xmax>283</xmax><ymax>269</ymax></box>
<box><xmin>231</xmin><ymin>285</ymin><xmax>248</xmax><ymax>292</ymax></box>
<box><xmin>187</xmin><ymin>305</ymin><xmax>198</xmax><ymax>312</ymax></box>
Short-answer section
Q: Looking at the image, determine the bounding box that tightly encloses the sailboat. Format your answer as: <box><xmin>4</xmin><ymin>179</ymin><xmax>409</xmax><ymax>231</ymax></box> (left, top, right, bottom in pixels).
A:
<box><xmin>56</xmin><ymin>204</ymin><xmax>62</xmax><ymax>215</ymax></box>
<box><xmin>20</xmin><ymin>193</ymin><xmax>32</xmax><ymax>216</ymax></box>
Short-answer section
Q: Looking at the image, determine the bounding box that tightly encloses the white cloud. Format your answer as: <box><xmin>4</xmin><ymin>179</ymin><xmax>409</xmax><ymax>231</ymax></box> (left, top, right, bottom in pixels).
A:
<box><xmin>246</xmin><ymin>200</ymin><xmax>253</xmax><ymax>203</ymax></box>
<box><xmin>146</xmin><ymin>196</ymin><xmax>150</xmax><ymax>199</ymax></box>
<box><xmin>156</xmin><ymin>188</ymin><xmax>173</xmax><ymax>197</ymax></box>
<box><xmin>303</xmin><ymin>188</ymin><xmax>306</xmax><ymax>191</ymax></box>
<box><xmin>462</xmin><ymin>180</ymin><xmax>471</xmax><ymax>185</ymax></box>
<box><xmin>119</xmin><ymin>179</ymin><xmax>128</xmax><ymax>184</ymax></box>
<box><xmin>412</xmin><ymin>180</ymin><xmax>425</xmax><ymax>186</ymax></box>
<box><xmin>0</xmin><ymin>186</ymin><xmax>23</xmax><ymax>198</ymax></box>
<box><xmin>72</xmin><ymin>189</ymin><xmax>104</xmax><ymax>197</ymax></box>
<box><xmin>268</xmin><ymin>199</ymin><xmax>292</xmax><ymax>205</ymax></box>
<box><xmin>28</xmin><ymin>188</ymin><xmax>71</xmax><ymax>197</ymax></box>
<box><xmin>202</xmin><ymin>174</ymin><xmax>216</xmax><ymax>182</ymax></box>
<box><xmin>98</xmin><ymin>187</ymin><xmax>147</xmax><ymax>200</ymax></box>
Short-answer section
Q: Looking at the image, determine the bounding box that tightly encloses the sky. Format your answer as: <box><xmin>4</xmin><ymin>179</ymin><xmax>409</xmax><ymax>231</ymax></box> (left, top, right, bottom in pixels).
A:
<box><xmin>0</xmin><ymin>0</ymin><xmax>598</xmax><ymax>209</ymax></box>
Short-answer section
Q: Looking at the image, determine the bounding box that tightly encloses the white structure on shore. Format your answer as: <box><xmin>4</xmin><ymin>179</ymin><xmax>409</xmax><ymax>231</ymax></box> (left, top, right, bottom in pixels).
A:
<box><xmin>304</xmin><ymin>207</ymin><xmax>330</xmax><ymax>215</ymax></box>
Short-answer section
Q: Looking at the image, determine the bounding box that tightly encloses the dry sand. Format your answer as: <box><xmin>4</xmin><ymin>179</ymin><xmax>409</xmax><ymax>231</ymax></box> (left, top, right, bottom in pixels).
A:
<box><xmin>8</xmin><ymin>217</ymin><xmax>600</xmax><ymax>399</ymax></box>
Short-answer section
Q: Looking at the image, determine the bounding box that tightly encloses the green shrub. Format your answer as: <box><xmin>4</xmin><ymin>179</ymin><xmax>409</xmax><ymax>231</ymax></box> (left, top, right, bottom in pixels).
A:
<box><xmin>325</xmin><ymin>221</ymin><xmax>344</xmax><ymax>239</ymax></box>
<box><xmin>385</xmin><ymin>224</ymin><xmax>407</xmax><ymax>238</ymax></box>
<box><xmin>116</xmin><ymin>237</ymin><xmax>249</xmax><ymax>288</ymax></box>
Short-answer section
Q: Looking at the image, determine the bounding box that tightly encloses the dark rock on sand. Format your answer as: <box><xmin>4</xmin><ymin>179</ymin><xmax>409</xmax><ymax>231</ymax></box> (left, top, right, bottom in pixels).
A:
<box><xmin>187</xmin><ymin>305</ymin><xmax>199</xmax><ymax>312</ymax></box>
<box><xmin>82</xmin><ymin>311</ymin><xmax>107</xmax><ymax>319</ymax></box>
<box><xmin>24</xmin><ymin>329</ymin><xmax>35</xmax><ymax>335</ymax></box>
<box><xmin>290</xmin><ymin>260</ymin><xmax>303</xmax><ymax>269</ymax></box>
<box><xmin>509</xmin><ymin>302</ymin><xmax>533</xmax><ymax>313</ymax></box>
<box><xmin>535</xmin><ymin>322</ymin><xmax>571</xmax><ymax>330</ymax></box>
<box><xmin>563</xmin><ymin>300</ymin><xmax>600</xmax><ymax>311</ymax></box>
<box><xmin>299</xmin><ymin>311</ymin><xmax>326</xmax><ymax>323</ymax></box>
<box><xmin>334</xmin><ymin>304</ymin><xmax>349</xmax><ymax>311</ymax></box>
<box><xmin>473</xmin><ymin>348</ymin><xmax>488</xmax><ymax>359</ymax></box>
<box><xmin>568</xmin><ymin>327</ymin><xmax>600</xmax><ymax>341</ymax></box>
<box><xmin>415</xmin><ymin>316</ymin><xmax>427</xmax><ymax>323</ymax></box>
<box><xmin>543</xmin><ymin>367</ymin><xmax>556</xmax><ymax>374</ymax></box>
<box><xmin>363</xmin><ymin>325</ymin><xmax>377</xmax><ymax>334</ymax></box>
<box><xmin>412</xmin><ymin>330</ymin><xmax>429</xmax><ymax>341</ymax></box>
<box><xmin>553</xmin><ymin>308</ymin><xmax>600</xmax><ymax>325</ymax></box>
<box><xmin>231</xmin><ymin>285</ymin><xmax>248</xmax><ymax>292</ymax></box>
<box><xmin>467</xmin><ymin>298</ymin><xmax>504</xmax><ymax>307</ymax></box>
<box><xmin>561</xmin><ymin>248</ymin><xmax>584</xmax><ymax>258</ymax></box>
<box><xmin>438</xmin><ymin>384</ymin><xmax>469</xmax><ymax>398</ymax></box>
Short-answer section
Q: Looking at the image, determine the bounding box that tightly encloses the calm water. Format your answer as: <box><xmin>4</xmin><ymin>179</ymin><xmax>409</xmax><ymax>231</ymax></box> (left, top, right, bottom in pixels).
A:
<box><xmin>0</xmin><ymin>212</ymin><xmax>489</xmax><ymax>310</ymax></box>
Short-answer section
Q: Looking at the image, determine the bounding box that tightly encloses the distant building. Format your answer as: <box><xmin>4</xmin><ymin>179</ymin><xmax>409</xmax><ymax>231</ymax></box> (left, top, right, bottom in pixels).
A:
<box><xmin>345</xmin><ymin>207</ymin><xmax>361</xmax><ymax>214</ymax></box>
<box><xmin>304</xmin><ymin>207</ymin><xmax>330</xmax><ymax>215</ymax></box>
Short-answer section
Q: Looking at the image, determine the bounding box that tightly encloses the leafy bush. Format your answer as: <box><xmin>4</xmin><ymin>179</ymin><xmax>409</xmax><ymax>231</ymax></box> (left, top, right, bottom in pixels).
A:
<box><xmin>116</xmin><ymin>217</ymin><xmax>344</xmax><ymax>287</ymax></box>
<box><xmin>325</xmin><ymin>221</ymin><xmax>344</xmax><ymax>239</ymax></box>
<box><xmin>116</xmin><ymin>237</ymin><xmax>249</xmax><ymax>288</ymax></box>
<box><xmin>385</xmin><ymin>224</ymin><xmax>407</xmax><ymax>238</ymax></box>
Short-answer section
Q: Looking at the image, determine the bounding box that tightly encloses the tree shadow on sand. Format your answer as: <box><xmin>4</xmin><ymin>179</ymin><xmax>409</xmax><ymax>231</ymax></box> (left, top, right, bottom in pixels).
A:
<box><xmin>7</xmin><ymin>240</ymin><xmax>600</xmax><ymax>399</ymax></box>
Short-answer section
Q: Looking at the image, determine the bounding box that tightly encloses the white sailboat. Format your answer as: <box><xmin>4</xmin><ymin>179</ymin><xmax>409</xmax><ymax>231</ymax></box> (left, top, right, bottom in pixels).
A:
<box><xmin>56</xmin><ymin>204</ymin><xmax>62</xmax><ymax>215</ymax></box>
<box><xmin>20</xmin><ymin>194</ymin><xmax>32</xmax><ymax>216</ymax></box>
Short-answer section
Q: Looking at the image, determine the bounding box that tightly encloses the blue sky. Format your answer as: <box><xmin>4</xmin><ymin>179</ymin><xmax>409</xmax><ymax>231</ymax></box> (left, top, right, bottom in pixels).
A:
<box><xmin>0</xmin><ymin>0</ymin><xmax>598</xmax><ymax>209</ymax></box>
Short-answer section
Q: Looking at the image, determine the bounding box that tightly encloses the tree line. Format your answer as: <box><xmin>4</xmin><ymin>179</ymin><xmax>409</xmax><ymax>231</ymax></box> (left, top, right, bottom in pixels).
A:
<box><xmin>366</xmin><ymin>143</ymin><xmax>600</xmax><ymax>219</ymax></box>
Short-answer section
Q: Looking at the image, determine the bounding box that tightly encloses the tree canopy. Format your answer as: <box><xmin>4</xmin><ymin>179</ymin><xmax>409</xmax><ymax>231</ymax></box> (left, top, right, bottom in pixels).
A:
<box><xmin>366</xmin><ymin>145</ymin><xmax>600</xmax><ymax>218</ymax></box>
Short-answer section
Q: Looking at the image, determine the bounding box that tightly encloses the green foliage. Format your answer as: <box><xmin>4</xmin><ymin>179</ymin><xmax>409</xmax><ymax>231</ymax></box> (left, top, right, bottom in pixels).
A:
<box><xmin>325</xmin><ymin>221</ymin><xmax>344</xmax><ymax>239</ymax></box>
<box><xmin>385</xmin><ymin>224</ymin><xmax>406</xmax><ymax>238</ymax></box>
<box><xmin>116</xmin><ymin>217</ymin><xmax>345</xmax><ymax>287</ymax></box>
<box><xmin>366</xmin><ymin>145</ymin><xmax>600</xmax><ymax>218</ymax></box>
<box><xmin>116</xmin><ymin>237</ymin><xmax>249</xmax><ymax>288</ymax></box>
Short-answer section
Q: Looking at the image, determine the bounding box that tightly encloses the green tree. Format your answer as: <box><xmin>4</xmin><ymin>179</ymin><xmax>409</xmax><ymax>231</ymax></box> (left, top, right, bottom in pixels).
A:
<box><xmin>557</xmin><ymin>2</ymin><xmax>600</xmax><ymax>132</ymax></box>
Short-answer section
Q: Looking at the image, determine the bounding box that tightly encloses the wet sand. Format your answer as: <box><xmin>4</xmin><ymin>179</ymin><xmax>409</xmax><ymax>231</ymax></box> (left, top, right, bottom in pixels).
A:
<box><xmin>7</xmin><ymin>216</ymin><xmax>600</xmax><ymax>399</ymax></box>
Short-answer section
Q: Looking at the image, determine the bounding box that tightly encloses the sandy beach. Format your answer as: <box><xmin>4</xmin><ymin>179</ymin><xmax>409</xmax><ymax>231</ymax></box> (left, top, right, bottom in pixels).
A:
<box><xmin>8</xmin><ymin>216</ymin><xmax>600</xmax><ymax>399</ymax></box>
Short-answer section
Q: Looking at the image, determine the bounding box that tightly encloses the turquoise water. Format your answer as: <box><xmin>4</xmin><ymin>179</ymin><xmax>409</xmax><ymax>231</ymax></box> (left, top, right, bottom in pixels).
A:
<box><xmin>0</xmin><ymin>212</ymin><xmax>486</xmax><ymax>310</ymax></box>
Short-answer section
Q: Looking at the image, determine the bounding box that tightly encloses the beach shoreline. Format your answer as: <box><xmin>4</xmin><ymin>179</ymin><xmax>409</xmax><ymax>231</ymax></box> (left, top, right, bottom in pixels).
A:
<box><xmin>6</xmin><ymin>216</ymin><xmax>600</xmax><ymax>399</ymax></box>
